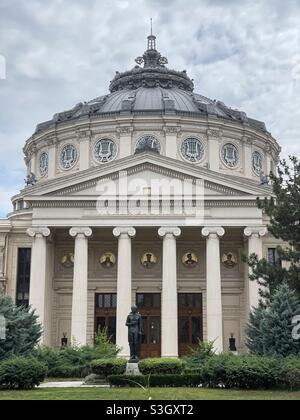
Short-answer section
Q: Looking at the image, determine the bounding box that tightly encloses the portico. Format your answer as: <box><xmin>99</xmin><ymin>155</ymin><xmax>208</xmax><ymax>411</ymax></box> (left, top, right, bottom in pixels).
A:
<box><xmin>25</xmin><ymin>221</ymin><xmax>267</xmax><ymax>356</ymax></box>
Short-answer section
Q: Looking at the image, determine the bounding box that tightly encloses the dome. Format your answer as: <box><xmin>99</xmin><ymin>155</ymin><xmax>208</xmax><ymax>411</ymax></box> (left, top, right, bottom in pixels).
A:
<box><xmin>35</xmin><ymin>34</ymin><xmax>267</xmax><ymax>135</ymax></box>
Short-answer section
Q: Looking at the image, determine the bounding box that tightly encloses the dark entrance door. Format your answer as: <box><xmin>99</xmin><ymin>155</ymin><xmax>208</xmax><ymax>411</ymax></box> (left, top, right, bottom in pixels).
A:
<box><xmin>136</xmin><ymin>293</ymin><xmax>161</xmax><ymax>359</ymax></box>
<box><xmin>178</xmin><ymin>293</ymin><xmax>203</xmax><ymax>356</ymax></box>
<box><xmin>95</xmin><ymin>293</ymin><xmax>117</xmax><ymax>344</ymax></box>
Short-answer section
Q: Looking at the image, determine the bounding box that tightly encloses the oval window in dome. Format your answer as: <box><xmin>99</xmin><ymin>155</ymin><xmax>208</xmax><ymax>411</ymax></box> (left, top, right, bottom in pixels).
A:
<box><xmin>181</xmin><ymin>138</ymin><xmax>204</xmax><ymax>163</ymax></box>
<box><xmin>94</xmin><ymin>138</ymin><xmax>117</xmax><ymax>163</ymax></box>
<box><xmin>252</xmin><ymin>151</ymin><xmax>263</xmax><ymax>176</ymax></box>
<box><xmin>221</xmin><ymin>143</ymin><xmax>239</xmax><ymax>168</ymax></box>
<box><xmin>39</xmin><ymin>152</ymin><xmax>49</xmax><ymax>177</ymax></box>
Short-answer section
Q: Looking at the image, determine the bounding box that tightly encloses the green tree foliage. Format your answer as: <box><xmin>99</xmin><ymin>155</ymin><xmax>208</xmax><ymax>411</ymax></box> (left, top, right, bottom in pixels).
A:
<box><xmin>247</xmin><ymin>156</ymin><xmax>300</xmax><ymax>298</ymax></box>
<box><xmin>0</xmin><ymin>296</ymin><xmax>42</xmax><ymax>360</ymax></box>
<box><xmin>246</xmin><ymin>283</ymin><xmax>300</xmax><ymax>357</ymax></box>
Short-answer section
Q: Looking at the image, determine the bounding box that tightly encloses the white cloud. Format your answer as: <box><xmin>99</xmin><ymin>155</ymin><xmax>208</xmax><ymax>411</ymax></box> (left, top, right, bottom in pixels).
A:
<box><xmin>0</xmin><ymin>0</ymin><xmax>299</xmax><ymax>206</ymax></box>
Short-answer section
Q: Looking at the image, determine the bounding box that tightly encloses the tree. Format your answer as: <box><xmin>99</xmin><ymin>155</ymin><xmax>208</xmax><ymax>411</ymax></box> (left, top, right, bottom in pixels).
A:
<box><xmin>247</xmin><ymin>156</ymin><xmax>300</xmax><ymax>298</ymax></box>
<box><xmin>246</xmin><ymin>283</ymin><xmax>300</xmax><ymax>357</ymax></box>
<box><xmin>245</xmin><ymin>303</ymin><xmax>267</xmax><ymax>355</ymax></box>
<box><xmin>0</xmin><ymin>296</ymin><xmax>42</xmax><ymax>360</ymax></box>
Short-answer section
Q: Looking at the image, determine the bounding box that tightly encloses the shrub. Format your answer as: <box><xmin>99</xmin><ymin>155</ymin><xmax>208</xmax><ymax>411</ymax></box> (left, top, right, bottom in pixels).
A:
<box><xmin>33</xmin><ymin>329</ymin><xmax>120</xmax><ymax>378</ymax></box>
<box><xmin>201</xmin><ymin>354</ymin><xmax>280</xmax><ymax>390</ymax></box>
<box><xmin>184</xmin><ymin>341</ymin><xmax>215</xmax><ymax>368</ymax></box>
<box><xmin>91</xmin><ymin>358</ymin><xmax>127</xmax><ymax>377</ymax></box>
<box><xmin>108</xmin><ymin>374</ymin><xmax>201</xmax><ymax>388</ymax></box>
<box><xmin>0</xmin><ymin>357</ymin><xmax>47</xmax><ymax>390</ymax></box>
<box><xmin>138</xmin><ymin>358</ymin><xmax>185</xmax><ymax>375</ymax></box>
<box><xmin>279</xmin><ymin>357</ymin><xmax>300</xmax><ymax>391</ymax></box>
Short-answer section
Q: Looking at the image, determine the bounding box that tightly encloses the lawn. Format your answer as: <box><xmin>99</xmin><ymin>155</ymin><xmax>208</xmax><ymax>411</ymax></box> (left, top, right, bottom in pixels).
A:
<box><xmin>0</xmin><ymin>388</ymin><xmax>299</xmax><ymax>400</ymax></box>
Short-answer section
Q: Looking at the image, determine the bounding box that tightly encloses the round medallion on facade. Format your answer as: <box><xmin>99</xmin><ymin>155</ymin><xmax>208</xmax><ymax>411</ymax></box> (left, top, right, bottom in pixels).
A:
<box><xmin>182</xmin><ymin>252</ymin><xmax>198</xmax><ymax>268</ymax></box>
<box><xmin>61</xmin><ymin>253</ymin><xmax>74</xmax><ymax>269</ymax></box>
<box><xmin>135</xmin><ymin>135</ymin><xmax>161</xmax><ymax>155</ymax></box>
<box><xmin>39</xmin><ymin>152</ymin><xmax>49</xmax><ymax>177</ymax></box>
<box><xmin>94</xmin><ymin>138</ymin><xmax>117</xmax><ymax>163</ymax></box>
<box><xmin>252</xmin><ymin>151</ymin><xmax>263</xmax><ymax>176</ymax></box>
<box><xmin>100</xmin><ymin>252</ymin><xmax>116</xmax><ymax>268</ymax></box>
<box><xmin>221</xmin><ymin>143</ymin><xmax>239</xmax><ymax>168</ymax></box>
<box><xmin>181</xmin><ymin>138</ymin><xmax>204</xmax><ymax>163</ymax></box>
<box><xmin>141</xmin><ymin>252</ymin><xmax>157</xmax><ymax>269</ymax></box>
<box><xmin>60</xmin><ymin>144</ymin><xmax>78</xmax><ymax>170</ymax></box>
<box><xmin>222</xmin><ymin>252</ymin><xmax>238</xmax><ymax>269</ymax></box>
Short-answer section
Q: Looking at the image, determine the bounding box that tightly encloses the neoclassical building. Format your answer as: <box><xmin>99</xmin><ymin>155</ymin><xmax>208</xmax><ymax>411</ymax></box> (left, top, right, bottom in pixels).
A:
<box><xmin>0</xmin><ymin>33</ymin><xmax>282</xmax><ymax>358</ymax></box>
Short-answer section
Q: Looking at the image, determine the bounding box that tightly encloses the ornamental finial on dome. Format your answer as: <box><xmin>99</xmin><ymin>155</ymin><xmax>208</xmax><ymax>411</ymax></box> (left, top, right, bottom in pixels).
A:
<box><xmin>135</xmin><ymin>19</ymin><xmax>168</xmax><ymax>68</ymax></box>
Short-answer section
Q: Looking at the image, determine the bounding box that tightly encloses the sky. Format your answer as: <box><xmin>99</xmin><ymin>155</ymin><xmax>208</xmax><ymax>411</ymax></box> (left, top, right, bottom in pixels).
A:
<box><xmin>0</xmin><ymin>0</ymin><xmax>300</xmax><ymax>217</ymax></box>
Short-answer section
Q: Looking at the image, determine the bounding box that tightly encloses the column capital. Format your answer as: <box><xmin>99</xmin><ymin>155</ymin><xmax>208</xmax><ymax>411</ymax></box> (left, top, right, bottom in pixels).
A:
<box><xmin>202</xmin><ymin>227</ymin><xmax>225</xmax><ymax>238</ymax></box>
<box><xmin>113</xmin><ymin>227</ymin><xmax>136</xmax><ymax>238</ymax></box>
<box><xmin>158</xmin><ymin>226</ymin><xmax>181</xmax><ymax>238</ymax></box>
<box><xmin>69</xmin><ymin>227</ymin><xmax>92</xmax><ymax>238</ymax></box>
<box><xmin>27</xmin><ymin>227</ymin><xmax>51</xmax><ymax>238</ymax></box>
<box><xmin>244</xmin><ymin>227</ymin><xmax>267</xmax><ymax>238</ymax></box>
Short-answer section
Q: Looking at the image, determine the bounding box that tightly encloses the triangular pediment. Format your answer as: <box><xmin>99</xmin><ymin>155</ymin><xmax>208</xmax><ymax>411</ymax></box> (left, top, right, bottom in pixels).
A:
<box><xmin>23</xmin><ymin>153</ymin><xmax>272</xmax><ymax>200</ymax></box>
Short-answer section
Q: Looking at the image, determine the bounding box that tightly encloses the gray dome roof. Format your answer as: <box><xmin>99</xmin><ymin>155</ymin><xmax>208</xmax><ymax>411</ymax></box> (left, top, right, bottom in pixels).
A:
<box><xmin>35</xmin><ymin>34</ymin><xmax>267</xmax><ymax>135</ymax></box>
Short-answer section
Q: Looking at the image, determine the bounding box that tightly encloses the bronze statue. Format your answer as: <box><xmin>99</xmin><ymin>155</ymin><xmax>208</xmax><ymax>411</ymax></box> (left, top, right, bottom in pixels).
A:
<box><xmin>126</xmin><ymin>305</ymin><xmax>142</xmax><ymax>363</ymax></box>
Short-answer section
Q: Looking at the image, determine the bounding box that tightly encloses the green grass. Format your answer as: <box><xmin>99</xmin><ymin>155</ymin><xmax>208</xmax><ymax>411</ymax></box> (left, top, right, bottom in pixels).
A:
<box><xmin>0</xmin><ymin>388</ymin><xmax>299</xmax><ymax>400</ymax></box>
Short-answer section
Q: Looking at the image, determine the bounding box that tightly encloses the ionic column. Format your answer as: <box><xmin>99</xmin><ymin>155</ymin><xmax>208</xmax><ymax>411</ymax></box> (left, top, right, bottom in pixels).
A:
<box><xmin>27</xmin><ymin>227</ymin><xmax>51</xmax><ymax>343</ymax></box>
<box><xmin>158</xmin><ymin>227</ymin><xmax>181</xmax><ymax>358</ymax></box>
<box><xmin>69</xmin><ymin>227</ymin><xmax>92</xmax><ymax>346</ymax></box>
<box><xmin>202</xmin><ymin>227</ymin><xmax>225</xmax><ymax>353</ymax></box>
<box><xmin>113</xmin><ymin>227</ymin><xmax>136</xmax><ymax>358</ymax></box>
<box><xmin>244</xmin><ymin>227</ymin><xmax>267</xmax><ymax>310</ymax></box>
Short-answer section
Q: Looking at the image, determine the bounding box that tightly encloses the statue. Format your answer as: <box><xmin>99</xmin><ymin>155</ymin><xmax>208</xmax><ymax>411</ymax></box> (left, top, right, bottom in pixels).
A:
<box><xmin>260</xmin><ymin>171</ymin><xmax>269</xmax><ymax>186</ymax></box>
<box><xmin>229</xmin><ymin>333</ymin><xmax>237</xmax><ymax>352</ymax></box>
<box><xmin>25</xmin><ymin>173</ymin><xmax>37</xmax><ymax>186</ymax></box>
<box><xmin>126</xmin><ymin>305</ymin><xmax>142</xmax><ymax>363</ymax></box>
<box><xmin>61</xmin><ymin>333</ymin><xmax>68</xmax><ymax>348</ymax></box>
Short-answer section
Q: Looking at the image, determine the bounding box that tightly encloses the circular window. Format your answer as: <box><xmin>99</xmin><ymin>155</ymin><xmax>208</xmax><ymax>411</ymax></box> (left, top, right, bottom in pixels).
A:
<box><xmin>252</xmin><ymin>151</ymin><xmax>263</xmax><ymax>176</ymax></box>
<box><xmin>181</xmin><ymin>138</ymin><xmax>204</xmax><ymax>163</ymax></box>
<box><xmin>94</xmin><ymin>138</ymin><xmax>117</xmax><ymax>163</ymax></box>
<box><xmin>221</xmin><ymin>143</ymin><xmax>239</xmax><ymax>168</ymax></box>
<box><xmin>39</xmin><ymin>152</ymin><xmax>48</xmax><ymax>177</ymax></box>
<box><xmin>60</xmin><ymin>144</ymin><xmax>78</xmax><ymax>170</ymax></box>
<box><xmin>135</xmin><ymin>135</ymin><xmax>161</xmax><ymax>154</ymax></box>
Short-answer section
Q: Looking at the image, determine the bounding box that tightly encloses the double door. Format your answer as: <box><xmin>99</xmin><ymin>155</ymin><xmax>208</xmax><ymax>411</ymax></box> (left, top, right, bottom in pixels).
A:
<box><xmin>94</xmin><ymin>292</ymin><xmax>203</xmax><ymax>358</ymax></box>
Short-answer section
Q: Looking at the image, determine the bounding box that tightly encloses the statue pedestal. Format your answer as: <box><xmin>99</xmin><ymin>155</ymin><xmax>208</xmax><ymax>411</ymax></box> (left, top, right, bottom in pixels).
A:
<box><xmin>126</xmin><ymin>363</ymin><xmax>142</xmax><ymax>376</ymax></box>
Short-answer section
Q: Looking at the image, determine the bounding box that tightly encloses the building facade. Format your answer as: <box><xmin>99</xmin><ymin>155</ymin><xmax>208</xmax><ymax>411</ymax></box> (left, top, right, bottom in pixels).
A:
<box><xmin>0</xmin><ymin>34</ymin><xmax>282</xmax><ymax>358</ymax></box>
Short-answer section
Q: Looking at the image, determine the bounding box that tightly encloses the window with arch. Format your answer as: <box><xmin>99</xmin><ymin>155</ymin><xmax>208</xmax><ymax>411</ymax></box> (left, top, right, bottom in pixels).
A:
<box><xmin>135</xmin><ymin>135</ymin><xmax>161</xmax><ymax>155</ymax></box>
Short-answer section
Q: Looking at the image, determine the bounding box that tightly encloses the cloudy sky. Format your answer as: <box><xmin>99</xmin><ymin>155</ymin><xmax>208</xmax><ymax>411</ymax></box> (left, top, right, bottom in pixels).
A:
<box><xmin>0</xmin><ymin>0</ymin><xmax>300</xmax><ymax>217</ymax></box>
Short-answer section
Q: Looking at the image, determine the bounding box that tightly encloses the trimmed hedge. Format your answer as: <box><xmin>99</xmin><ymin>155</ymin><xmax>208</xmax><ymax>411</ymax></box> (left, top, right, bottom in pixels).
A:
<box><xmin>279</xmin><ymin>357</ymin><xmax>300</xmax><ymax>391</ymax></box>
<box><xmin>201</xmin><ymin>354</ymin><xmax>280</xmax><ymax>390</ymax></box>
<box><xmin>91</xmin><ymin>358</ymin><xmax>127</xmax><ymax>376</ymax></box>
<box><xmin>0</xmin><ymin>357</ymin><xmax>47</xmax><ymax>390</ymax></box>
<box><xmin>138</xmin><ymin>358</ymin><xmax>185</xmax><ymax>375</ymax></box>
<box><xmin>108</xmin><ymin>374</ymin><xmax>201</xmax><ymax>388</ymax></box>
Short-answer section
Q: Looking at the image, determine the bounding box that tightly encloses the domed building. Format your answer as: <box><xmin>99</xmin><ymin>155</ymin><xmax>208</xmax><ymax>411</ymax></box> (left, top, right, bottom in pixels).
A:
<box><xmin>0</xmin><ymin>32</ymin><xmax>282</xmax><ymax>357</ymax></box>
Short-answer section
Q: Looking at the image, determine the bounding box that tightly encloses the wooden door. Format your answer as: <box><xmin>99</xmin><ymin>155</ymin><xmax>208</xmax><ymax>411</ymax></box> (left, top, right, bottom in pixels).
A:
<box><xmin>178</xmin><ymin>293</ymin><xmax>203</xmax><ymax>356</ymax></box>
<box><xmin>136</xmin><ymin>293</ymin><xmax>161</xmax><ymax>359</ymax></box>
<box><xmin>95</xmin><ymin>293</ymin><xmax>117</xmax><ymax>343</ymax></box>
